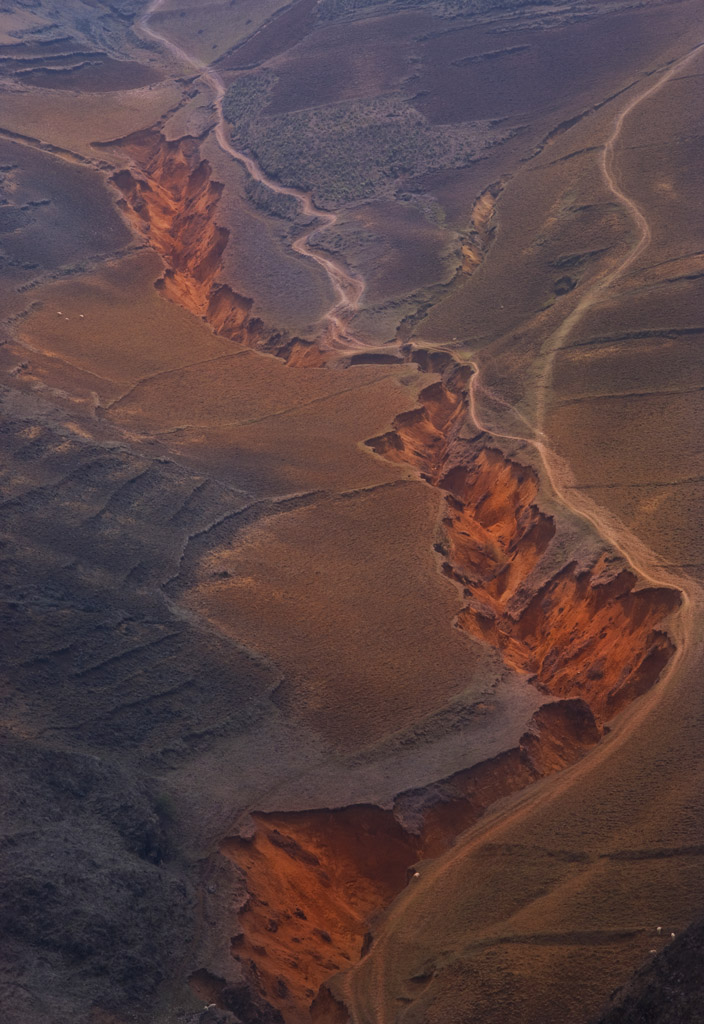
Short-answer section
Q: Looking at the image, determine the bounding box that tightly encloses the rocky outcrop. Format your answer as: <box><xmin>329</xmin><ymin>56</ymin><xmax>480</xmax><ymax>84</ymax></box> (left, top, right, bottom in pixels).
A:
<box><xmin>105</xmin><ymin>127</ymin><xmax>679</xmax><ymax>1024</ymax></box>
<box><xmin>367</xmin><ymin>363</ymin><xmax>679</xmax><ymax>722</ymax></box>
<box><xmin>215</xmin><ymin>359</ymin><xmax>679</xmax><ymax>1023</ymax></box>
<box><xmin>111</xmin><ymin>131</ymin><xmax>326</xmax><ymax>366</ymax></box>
<box><xmin>220</xmin><ymin>699</ymin><xmax>600</xmax><ymax>1023</ymax></box>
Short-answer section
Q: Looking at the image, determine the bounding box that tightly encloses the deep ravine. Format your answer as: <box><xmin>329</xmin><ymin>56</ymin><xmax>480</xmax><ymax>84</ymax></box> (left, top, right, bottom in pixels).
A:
<box><xmin>107</xmin><ymin>119</ymin><xmax>681</xmax><ymax>1024</ymax></box>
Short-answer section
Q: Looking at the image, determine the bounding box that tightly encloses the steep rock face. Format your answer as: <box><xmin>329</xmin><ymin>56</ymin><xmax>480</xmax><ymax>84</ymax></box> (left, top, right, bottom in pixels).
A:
<box><xmin>216</xmin><ymin>367</ymin><xmax>679</xmax><ymax>1023</ymax></box>
<box><xmin>460</xmin><ymin>181</ymin><xmax>502</xmax><ymax>275</ymax></box>
<box><xmin>366</xmin><ymin>377</ymin><xmax>468</xmax><ymax>479</ymax></box>
<box><xmin>220</xmin><ymin>699</ymin><xmax>600</xmax><ymax>1023</ymax></box>
<box><xmin>367</xmin><ymin>370</ymin><xmax>679</xmax><ymax>722</ymax></box>
<box><xmin>466</xmin><ymin>557</ymin><xmax>677</xmax><ymax>720</ymax></box>
<box><xmin>112</xmin><ymin>133</ymin><xmax>245</xmax><ymax>324</ymax></box>
<box><xmin>111</xmin><ymin>131</ymin><xmax>325</xmax><ymax>366</ymax></box>
<box><xmin>104</xmin><ymin>127</ymin><xmax>679</xmax><ymax>1024</ymax></box>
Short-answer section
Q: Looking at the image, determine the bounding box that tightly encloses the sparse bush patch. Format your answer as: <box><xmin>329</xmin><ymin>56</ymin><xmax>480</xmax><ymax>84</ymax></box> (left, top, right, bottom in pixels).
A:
<box><xmin>224</xmin><ymin>73</ymin><xmax>511</xmax><ymax>209</ymax></box>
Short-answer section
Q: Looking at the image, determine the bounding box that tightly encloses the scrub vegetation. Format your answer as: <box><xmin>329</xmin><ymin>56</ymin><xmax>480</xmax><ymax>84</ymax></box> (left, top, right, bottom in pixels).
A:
<box><xmin>224</xmin><ymin>73</ymin><xmax>507</xmax><ymax>209</ymax></box>
<box><xmin>315</xmin><ymin>0</ymin><xmax>571</xmax><ymax>20</ymax></box>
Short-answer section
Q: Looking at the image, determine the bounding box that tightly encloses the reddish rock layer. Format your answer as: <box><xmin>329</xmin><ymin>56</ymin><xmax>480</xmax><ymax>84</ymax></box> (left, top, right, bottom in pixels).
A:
<box><xmin>223</xmin><ymin>369</ymin><xmax>678</xmax><ymax>1022</ymax></box>
<box><xmin>367</xmin><ymin>370</ymin><xmax>679</xmax><ymax>721</ymax></box>
<box><xmin>106</xmin><ymin>129</ymin><xmax>679</xmax><ymax>1022</ymax></box>
<box><xmin>111</xmin><ymin>131</ymin><xmax>326</xmax><ymax>366</ymax></box>
<box><xmin>222</xmin><ymin>699</ymin><xmax>600</xmax><ymax>1022</ymax></box>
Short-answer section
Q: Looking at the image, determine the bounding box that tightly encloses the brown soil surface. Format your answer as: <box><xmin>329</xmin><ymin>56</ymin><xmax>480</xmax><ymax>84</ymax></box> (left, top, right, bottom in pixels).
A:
<box><xmin>0</xmin><ymin>1</ymin><xmax>702</xmax><ymax>1023</ymax></box>
<box><xmin>15</xmin><ymin>57</ymin><xmax>163</xmax><ymax>92</ymax></box>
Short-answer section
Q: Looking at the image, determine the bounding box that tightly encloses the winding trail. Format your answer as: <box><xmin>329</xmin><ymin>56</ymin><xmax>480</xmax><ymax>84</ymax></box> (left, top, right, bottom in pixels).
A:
<box><xmin>339</xmin><ymin>40</ymin><xmax>704</xmax><ymax>1024</ymax></box>
<box><xmin>136</xmin><ymin>6</ymin><xmax>704</xmax><ymax>1021</ymax></box>
<box><xmin>137</xmin><ymin>0</ymin><xmax>366</xmax><ymax>351</ymax></box>
<box><xmin>534</xmin><ymin>41</ymin><xmax>704</xmax><ymax>432</ymax></box>
<box><xmin>465</xmin><ymin>40</ymin><xmax>704</xmax><ymax>619</ymax></box>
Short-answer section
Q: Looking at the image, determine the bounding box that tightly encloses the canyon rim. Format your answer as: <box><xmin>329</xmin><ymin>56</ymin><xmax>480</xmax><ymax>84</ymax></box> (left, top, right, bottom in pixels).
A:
<box><xmin>1</xmin><ymin>2</ymin><xmax>703</xmax><ymax>1024</ymax></box>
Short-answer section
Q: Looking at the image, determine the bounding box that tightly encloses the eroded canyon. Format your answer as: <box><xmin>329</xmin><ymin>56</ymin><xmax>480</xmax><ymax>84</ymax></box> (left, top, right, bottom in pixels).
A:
<box><xmin>1</xmin><ymin>2</ymin><xmax>703</xmax><ymax>1024</ymax></box>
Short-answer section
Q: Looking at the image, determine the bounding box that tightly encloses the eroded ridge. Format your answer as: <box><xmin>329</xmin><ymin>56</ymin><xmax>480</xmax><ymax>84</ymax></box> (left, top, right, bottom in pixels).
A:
<box><xmin>208</xmin><ymin>360</ymin><xmax>679</xmax><ymax>1023</ymax></box>
<box><xmin>367</xmin><ymin>363</ymin><xmax>679</xmax><ymax>720</ymax></box>
<box><xmin>214</xmin><ymin>701</ymin><xmax>598</xmax><ymax>1023</ymax></box>
<box><xmin>138</xmin><ymin>0</ymin><xmax>365</xmax><ymax>354</ymax></box>
<box><xmin>100</xmin><ymin>49</ymin><xmax>680</xmax><ymax>1022</ymax></box>
<box><xmin>460</xmin><ymin>181</ymin><xmax>502</xmax><ymax>275</ymax></box>
<box><xmin>111</xmin><ymin>130</ymin><xmax>327</xmax><ymax>366</ymax></box>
